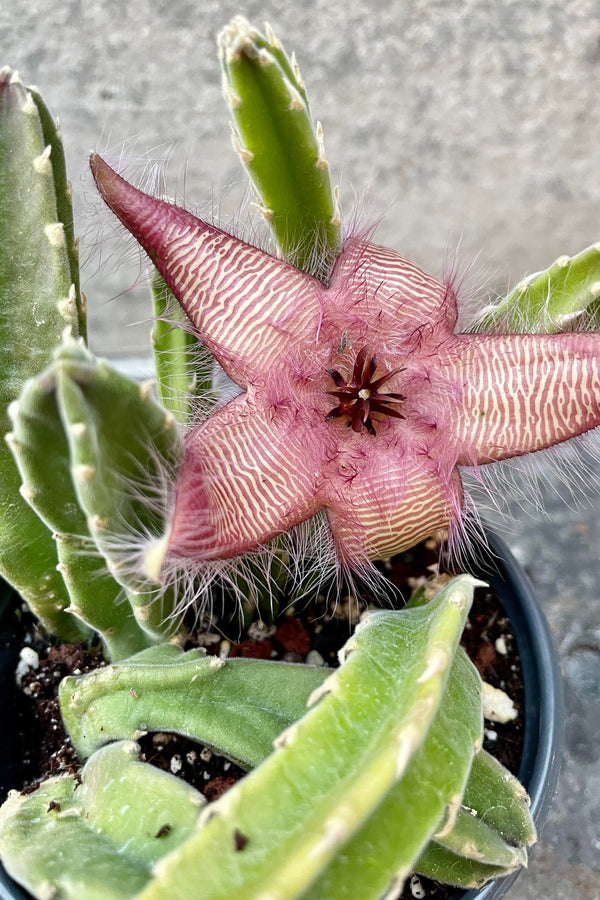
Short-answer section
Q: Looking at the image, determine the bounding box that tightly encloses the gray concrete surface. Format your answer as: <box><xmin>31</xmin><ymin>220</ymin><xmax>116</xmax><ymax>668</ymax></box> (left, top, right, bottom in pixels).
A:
<box><xmin>3</xmin><ymin>1</ymin><xmax>600</xmax><ymax>897</ymax></box>
<box><xmin>498</xmin><ymin>495</ymin><xmax>600</xmax><ymax>899</ymax></box>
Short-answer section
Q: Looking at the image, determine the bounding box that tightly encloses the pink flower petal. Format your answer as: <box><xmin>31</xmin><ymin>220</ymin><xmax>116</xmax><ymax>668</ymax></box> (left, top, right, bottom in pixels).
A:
<box><xmin>440</xmin><ymin>332</ymin><xmax>600</xmax><ymax>464</ymax></box>
<box><xmin>90</xmin><ymin>154</ymin><xmax>323</xmax><ymax>387</ymax></box>
<box><xmin>329</xmin><ymin>238</ymin><xmax>457</xmax><ymax>336</ymax></box>
<box><xmin>320</xmin><ymin>435</ymin><xmax>464</xmax><ymax>564</ymax></box>
<box><xmin>168</xmin><ymin>395</ymin><xmax>323</xmax><ymax>561</ymax></box>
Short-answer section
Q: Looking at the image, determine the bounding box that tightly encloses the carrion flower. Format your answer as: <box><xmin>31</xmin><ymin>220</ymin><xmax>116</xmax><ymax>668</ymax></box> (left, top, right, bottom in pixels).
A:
<box><xmin>91</xmin><ymin>154</ymin><xmax>600</xmax><ymax>580</ymax></box>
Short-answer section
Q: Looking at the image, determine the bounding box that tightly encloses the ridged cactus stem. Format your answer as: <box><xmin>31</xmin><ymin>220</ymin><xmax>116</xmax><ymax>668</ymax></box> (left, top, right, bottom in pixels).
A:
<box><xmin>151</xmin><ymin>270</ymin><xmax>211</xmax><ymax>425</ymax></box>
<box><xmin>302</xmin><ymin>646</ymin><xmax>483</xmax><ymax>899</ymax></box>
<box><xmin>0</xmin><ymin>776</ymin><xmax>149</xmax><ymax>900</ymax></box>
<box><xmin>423</xmin><ymin>806</ymin><xmax>527</xmax><ymax>868</ymax></box>
<box><xmin>6</xmin><ymin>345</ymin><xmax>163</xmax><ymax>658</ymax></box>
<box><xmin>0</xmin><ymin>741</ymin><xmax>205</xmax><ymax>900</ymax></box>
<box><xmin>219</xmin><ymin>17</ymin><xmax>341</xmax><ymax>279</ymax></box>
<box><xmin>28</xmin><ymin>85</ymin><xmax>86</xmax><ymax>340</ymax></box>
<box><xmin>0</xmin><ymin>722</ymin><xmax>534</xmax><ymax>900</ymax></box>
<box><xmin>472</xmin><ymin>242</ymin><xmax>600</xmax><ymax>333</ymax></box>
<box><xmin>416</xmin><ymin>844</ymin><xmax>511</xmax><ymax>890</ymax></box>
<box><xmin>0</xmin><ymin>569</ymin><xmax>530</xmax><ymax>898</ymax></box>
<box><xmin>56</xmin><ymin>535</ymin><xmax>157</xmax><ymax>660</ymax></box>
<box><xmin>60</xmin><ymin>644</ymin><xmax>331</xmax><ymax>765</ymax></box>
<box><xmin>51</xmin><ymin>340</ymin><xmax>184</xmax><ymax>640</ymax></box>
<box><xmin>0</xmin><ymin>68</ymin><xmax>86</xmax><ymax>639</ymax></box>
<box><xmin>410</xmin><ymin>737</ymin><xmax>536</xmax><ymax>890</ymax></box>
<box><xmin>132</xmin><ymin>576</ymin><xmax>475</xmax><ymax>900</ymax></box>
<box><xmin>458</xmin><ymin>745</ymin><xmax>536</xmax><ymax>845</ymax></box>
<box><xmin>60</xmin><ymin>588</ymin><xmax>535</xmax><ymax>893</ymax></box>
<box><xmin>78</xmin><ymin>740</ymin><xmax>205</xmax><ymax>866</ymax></box>
<box><xmin>414</xmin><ymin>751</ymin><xmax>536</xmax><ymax>887</ymax></box>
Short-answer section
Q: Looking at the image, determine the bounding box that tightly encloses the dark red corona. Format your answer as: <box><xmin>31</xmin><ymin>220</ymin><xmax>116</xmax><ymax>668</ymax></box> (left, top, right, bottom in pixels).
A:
<box><xmin>326</xmin><ymin>346</ymin><xmax>405</xmax><ymax>435</ymax></box>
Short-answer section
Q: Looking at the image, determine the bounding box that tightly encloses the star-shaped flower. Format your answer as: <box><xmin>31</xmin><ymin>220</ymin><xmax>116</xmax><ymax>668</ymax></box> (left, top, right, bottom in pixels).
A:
<box><xmin>91</xmin><ymin>155</ymin><xmax>600</xmax><ymax>576</ymax></box>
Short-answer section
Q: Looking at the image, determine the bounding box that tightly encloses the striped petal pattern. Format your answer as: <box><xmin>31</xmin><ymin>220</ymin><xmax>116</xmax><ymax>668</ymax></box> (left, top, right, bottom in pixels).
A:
<box><xmin>168</xmin><ymin>395</ymin><xmax>322</xmax><ymax>560</ymax></box>
<box><xmin>329</xmin><ymin>238</ymin><xmax>457</xmax><ymax>336</ymax></box>
<box><xmin>439</xmin><ymin>333</ymin><xmax>600</xmax><ymax>464</ymax></box>
<box><xmin>321</xmin><ymin>441</ymin><xmax>464</xmax><ymax>565</ymax></box>
<box><xmin>91</xmin><ymin>155</ymin><xmax>323</xmax><ymax>387</ymax></box>
<box><xmin>91</xmin><ymin>155</ymin><xmax>600</xmax><ymax>572</ymax></box>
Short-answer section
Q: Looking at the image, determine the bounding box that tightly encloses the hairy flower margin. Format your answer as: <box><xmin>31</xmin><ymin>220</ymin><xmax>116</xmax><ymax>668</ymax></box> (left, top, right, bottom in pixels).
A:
<box><xmin>90</xmin><ymin>153</ymin><xmax>600</xmax><ymax>602</ymax></box>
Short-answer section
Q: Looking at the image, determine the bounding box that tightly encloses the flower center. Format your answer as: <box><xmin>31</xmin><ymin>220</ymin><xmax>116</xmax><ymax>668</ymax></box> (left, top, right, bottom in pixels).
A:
<box><xmin>325</xmin><ymin>346</ymin><xmax>405</xmax><ymax>435</ymax></box>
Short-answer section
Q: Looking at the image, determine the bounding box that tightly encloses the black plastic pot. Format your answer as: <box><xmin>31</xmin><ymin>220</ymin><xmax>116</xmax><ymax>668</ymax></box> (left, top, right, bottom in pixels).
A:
<box><xmin>0</xmin><ymin>533</ymin><xmax>563</xmax><ymax>900</ymax></box>
<box><xmin>451</xmin><ymin>532</ymin><xmax>564</xmax><ymax>900</ymax></box>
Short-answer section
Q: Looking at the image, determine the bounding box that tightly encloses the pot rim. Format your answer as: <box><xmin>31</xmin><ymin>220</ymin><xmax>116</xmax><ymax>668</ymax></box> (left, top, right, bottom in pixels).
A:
<box><xmin>454</xmin><ymin>531</ymin><xmax>564</xmax><ymax>900</ymax></box>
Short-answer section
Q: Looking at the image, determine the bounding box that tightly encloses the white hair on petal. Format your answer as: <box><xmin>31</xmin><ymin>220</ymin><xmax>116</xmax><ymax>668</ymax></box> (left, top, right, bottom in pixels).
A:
<box><xmin>434</xmin><ymin>235</ymin><xmax>600</xmax><ymax>560</ymax></box>
<box><xmin>441</xmin><ymin>237</ymin><xmax>501</xmax><ymax>334</ymax></box>
<box><xmin>80</xmin><ymin>135</ymin><xmax>277</xmax><ymax>322</ymax></box>
<box><xmin>444</xmin><ymin>489</ymin><xmax>497</xmax><ymax>578</ymax></box>
<box><xmin>340</xmin><ymin>180</ymin><xmax>389</xmax><ymax>245</ymax></box>
<box><xmin>140</xmin><ymin>510</ymin><xmax>396</xmax><ymax>630</ymax></box>
<box><xmin>80</xmin><ymin>137</ymin><xmax>176</xmax><ymax>281</ymax></box>
<box><xmin>460</xmin><ymin>428</ymin><xmax>600</xmax><ymax>543</ymax></box>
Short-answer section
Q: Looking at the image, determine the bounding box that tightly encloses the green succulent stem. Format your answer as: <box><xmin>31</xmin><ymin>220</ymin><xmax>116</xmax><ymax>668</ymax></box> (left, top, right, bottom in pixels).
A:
<box><xmin>7</xmin><ymin>357</ymin><xmax>154</xmax><ymax>658</ymax></box>
<box><xmin>472</xmin><ymin>242</ymin><xmax>600</xmax><ymax>333</ymax></box>
<box><xmin>53</xmin><ymin>340</ymin><xmax>184</xmax><ymax>640</ymax></box>
<box><xmin>28</xmin><ymin>86</ymin><xmax>86</xmax><ymax>340</ymax></box>
<box><xmin>0</xmin><ymin>741</ymin><xmax>205</xmax><ymax>900</ymax></box>
<box><xmin>459</xmin><ymin>745</ymin><xmax>536</xmax><ymax>846</ymax></box>
<box><xmin>0</xmin><ymin>67</ymin><xmax>86</xmax><ymax>640</ymax></box>
<box><xmin>0</xmin><ymin>579</ymin><xmax>535</xmax><ymax>899</ymax></box>
<box><xmin>61</xmin><ymin>584</ymin><xmax>535</xmax><ymax>895</ymax></box>
<box><xmin>151</xmin><ymin>270</ymin><xmax>211</xmax><ymax>425</ymax></box>
<box><xmin>303</xmin><ymin>646</ymin><xmax>483</xmax><ymax>899</ymax></box>
<box><xmin>416</xmin><ymin>843</ymin><xmax>510</xmax><ymax>890</ymax></box>
<box><xmin>61</xmin><ymin>644</ymin><xmax>330</xmax><ymax>765</ymax></box>
<box><xmin>219</xmin><ymin>16</ymin><xmax>341</xmax><ymax>279</ymax></box>
<box><xmin>56</xmin><ymin>535</ymin><xmax>157</xmax><ymax>660</ymax></box>
<box><xmin>132</xmin><ymin>576</ymin><xmax>476</xmax><ymax>900</ymax></box>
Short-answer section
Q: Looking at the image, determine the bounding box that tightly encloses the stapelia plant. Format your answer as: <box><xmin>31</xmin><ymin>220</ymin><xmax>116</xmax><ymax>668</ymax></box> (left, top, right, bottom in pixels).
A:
<box><xmin>79</xmin><ymin>41</ymin><xmax>600</xmax><ymax>592</ymax></box>
<box><xmin>87</xmin><ymin>157</ymin><xmax>600</xmax><ymax>587</ymax></box>
<box><xmin>0</xmin><ymin>16</ymin><xmax>597</xmax><ymax>899</ymax></box>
